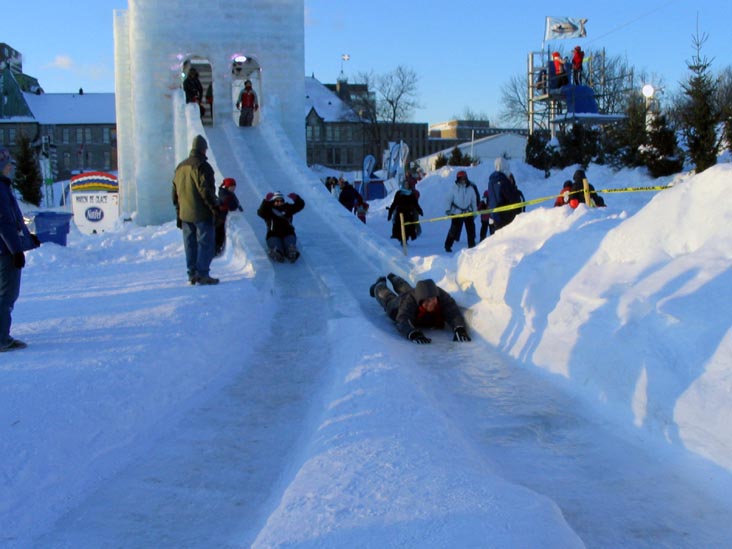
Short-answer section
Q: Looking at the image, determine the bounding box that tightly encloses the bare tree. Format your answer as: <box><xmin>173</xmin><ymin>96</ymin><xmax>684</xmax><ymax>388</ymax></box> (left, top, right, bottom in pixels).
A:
<box><xmin>352</xmin><ymin>66</ymin><xmax>421</xmax><ymax>157</ymax></box>
<box><xmin>376</xmin><ymin>65</ymin><xmax>420</xmax><ymax>141</ymax></box>
<box><xmin>498</xmin><ymin>74</ymin><xmax>530</xmax><ymax>128</ymax></box>
<box><xmin>453</xmin><ymin>107</ymin><xmax>491</xmax><ymax>122</ymax></box>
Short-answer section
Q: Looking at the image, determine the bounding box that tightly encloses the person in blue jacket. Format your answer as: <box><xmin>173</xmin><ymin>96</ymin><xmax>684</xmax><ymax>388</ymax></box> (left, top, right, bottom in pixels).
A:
<box><xmin>0</xmin><ymin>147</ymin><xmax>40</xmax><ymax>352</ymax></box>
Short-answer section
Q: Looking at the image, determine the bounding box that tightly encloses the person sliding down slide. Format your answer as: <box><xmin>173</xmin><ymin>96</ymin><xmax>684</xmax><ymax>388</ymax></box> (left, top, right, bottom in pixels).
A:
<box><xmin>256</xmin><ymin>191</ymin><xmax>305</xmax><ymax>263</ymax></box>
<box><xmin>369</xmin><ymin>273</ymin><xmax>471</xmax><ymax>344</ymax></box>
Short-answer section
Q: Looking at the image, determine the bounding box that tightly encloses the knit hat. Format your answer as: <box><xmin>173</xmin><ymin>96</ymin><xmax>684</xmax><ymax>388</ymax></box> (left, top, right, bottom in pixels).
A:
<box><xmin>191</xmin><ymin>135</ymin><xmax>207</xmax><ymax>155</ymax></box>
<box><xmin>456</xmin><ymin>170</ymin><xmax>467</xmax><ymax>181</ymax></box>
<box><xmin>0</xmin><ymin>147</ymin><xmax>14</xmax><ymax>172</ymax></box>
<box><xmin>270</xmin><ymin>191</ymin><xmax>284</xmax><ymax>202</ymax></box>
<box><xmin>222</xmin><ymin>177</ymin><xmax>237</xmax><ymax>188</ymax></box>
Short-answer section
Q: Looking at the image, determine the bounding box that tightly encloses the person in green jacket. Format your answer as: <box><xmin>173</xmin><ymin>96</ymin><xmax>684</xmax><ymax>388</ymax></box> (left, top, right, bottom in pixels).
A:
<box><xmin>172</xmin><ymin>135</ymin><xmax>220</xmax><ymax>285</ymax></box>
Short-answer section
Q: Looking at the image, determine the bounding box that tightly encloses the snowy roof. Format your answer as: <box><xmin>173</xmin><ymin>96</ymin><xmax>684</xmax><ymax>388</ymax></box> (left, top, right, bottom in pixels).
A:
<box><xmin>22</xmin><ymin>92</ymin><xmax>116</xmax><ymax>125</ymax></box>
<box><xmin>304</xmin><ymin>76</ymin><xmax>360</xmax><ymax>123</ymax></box>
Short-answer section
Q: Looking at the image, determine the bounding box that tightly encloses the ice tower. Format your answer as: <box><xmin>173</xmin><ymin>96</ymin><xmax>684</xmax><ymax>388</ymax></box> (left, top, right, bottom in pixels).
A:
<box><xmin>113</xmin><ymin>0</ymin><xmax>305</xmax><ymax>225</ymax></box>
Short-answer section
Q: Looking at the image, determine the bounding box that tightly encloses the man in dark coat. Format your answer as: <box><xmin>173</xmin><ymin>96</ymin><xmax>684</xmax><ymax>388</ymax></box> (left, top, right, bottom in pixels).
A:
<box><xmin>256</xmin><ymin>191</ymin><xmax>305</xmax><ymax>262</ymax></box>
<box><xmin>172</xmin><ymin>135</ymin><xmax>220</xmax><ymax>285</ymax></box>
<box><xmin>183</xmin><ymin>67</ymin><xmax>205</xmax><ymax>117</ymax></box>
<box><xmin>369</xmin><ymin>273</ymin><xmax>471</xmax><ymax>344</ymax></box>
<box><xmin>387</xmin><ymin>185</ymin><xmax>423</xmax><ymax>241</ymax></box>
<box><xmin>336</xmin><ymin>176</ymin><xmax>363</xmax><ymax>214</ymax></box>
<box><xmin>0</xmin><ymin>147</ymin><xmax>40</xmax><ymax>352</ymax></box>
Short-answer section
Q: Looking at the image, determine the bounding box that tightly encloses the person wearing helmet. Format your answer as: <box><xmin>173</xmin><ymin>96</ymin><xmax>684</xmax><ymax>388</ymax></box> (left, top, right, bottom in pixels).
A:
<box><xmin>443</xmin><ymin>170</ymin><xmax>477</xmax><ymax>253</ymax></box>
<box><xmin>256</xmin><ymin>191</ymin><xmax>305</xmax><ymax>262</ymax></box>
<box><xmin>236</xmin><ymin>79</ymin><xmax>259</xmax><ymax>127</ymax></box>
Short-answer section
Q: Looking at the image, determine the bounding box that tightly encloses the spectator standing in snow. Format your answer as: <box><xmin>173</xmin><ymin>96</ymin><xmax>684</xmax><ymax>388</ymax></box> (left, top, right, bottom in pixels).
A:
<box><xmin>256</xmin><ymin>191</ymin><xmax>305</xmax><ymax>262</ymax></box>
<box><xmin>569</xmin><ymin>169</ymin><xmax>606</xmax><ymax>209</ymax></box>
<box><xmin>172</xmin><ymin>135</ymin><xmax>220</xmax><ymax>285</ymax></box>
<box><xmin>215</xmin><ymin>177</ymin><xmax>243</xmax><ymax>257</ymax></box>
<box><xmin>337</xmin><ymin>176</ymin><xmax>364</xmax><ymax>216</ymax></box>
<box><xmin>554</xmin><ymin>180</ymin><xmax>574</xmax><ymax>207</ymax></box>
<box><xmin>369</xmin><ymin>273</ymin><xmax>471</xmax><ymax>344</ymax></box>
<box><xmin>486</xmin><ymin>157</ymin><xmax>524</xmax><ymax>233</ymax></box>
<box><xmin>388</xmin><ymin>182</ymin><xmax>423</xmax><ymax>241</ymax></box>
<box><xmin>236</xmin><ymin>80</ymin><xmax>259</xmax><ymax>127</ymax></box>
<box><xmin>443</xmin><ymin>170</ymin><xmax>477</xmax><ymax>252</ymax></box>
<box><xmin>0</xmin><ymin>147</ymin><xmax>40</xmax><ymax>352</ymax></box>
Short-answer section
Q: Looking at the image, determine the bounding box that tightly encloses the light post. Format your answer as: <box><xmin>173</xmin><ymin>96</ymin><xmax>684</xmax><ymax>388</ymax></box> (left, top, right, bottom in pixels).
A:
<box><xmin>642</xmin><ymin>84</ymin><xmax>657</xmax><ymax>131</ymax></box>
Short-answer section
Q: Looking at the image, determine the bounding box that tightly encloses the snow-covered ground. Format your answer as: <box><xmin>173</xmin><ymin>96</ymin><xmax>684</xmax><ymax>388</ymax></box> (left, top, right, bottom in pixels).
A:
<box><xmin>2</xmin><ymin>118</ymin><xmax>732</xmax><ymax>547</ymax></box>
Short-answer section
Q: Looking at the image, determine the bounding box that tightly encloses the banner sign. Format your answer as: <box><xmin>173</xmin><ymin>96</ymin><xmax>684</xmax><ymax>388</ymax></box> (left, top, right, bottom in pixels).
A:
<box><xmin>69</xmin><ymin>172</ymin><xmax>119</xmax><ymax>234</ymax></box>
<box><xmin>545</xmin><ymin>16</ymin><xmax>588</xmax><ymax>40</ymax></box>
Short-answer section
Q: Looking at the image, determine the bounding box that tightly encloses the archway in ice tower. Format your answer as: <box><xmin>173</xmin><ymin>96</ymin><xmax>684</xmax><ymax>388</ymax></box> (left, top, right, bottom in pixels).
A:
<box><xmin>180</xmin><ymin>56</ymin><xmax>214</xmax><ymax>126</ymax></box>
<box><xmin>231</xmin><ymin>54</ymin><xmax>262</xmax><ymax>127</ymax></box>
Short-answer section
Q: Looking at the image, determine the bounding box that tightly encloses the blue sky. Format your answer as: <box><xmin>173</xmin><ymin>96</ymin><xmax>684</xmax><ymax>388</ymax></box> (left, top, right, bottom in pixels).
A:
<box><xmin>4</xmin><ymin>0</ymin><xmax>731</xmax><ymax>125</ymax></box>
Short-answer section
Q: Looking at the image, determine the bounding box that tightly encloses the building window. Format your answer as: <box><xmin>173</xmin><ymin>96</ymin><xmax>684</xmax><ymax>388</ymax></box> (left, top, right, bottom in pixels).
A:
<box><xmin>327</xmin><ymin>147</ymin><xmax>341</xmax><ymax>165</ymax></box>
<box><xmin>313</xmin><ymin>125</ymin><xmax>321</xmax><ymax>140</ymax></box>
<box><xmin>103</xmin><ymin>128</ymin><xmax>110</xmax><ymax>144</ymax></box>
<box><xmin>8</xmin><ymin>129</ymin><xmax>16</xmax><ymax>145</ymax></box>
<box><xmin>326</xmin><ymin>126</ymin><xmax>333</xmax><ymax>141</ymax></box>
<box><xmin>85</xmin><ymin>128</ymin><xmax>92</xmax><ymax>143</ymax></box>
<box><xmin>104</xmin><ymin>151</ymin><xmax>111</xmax><ymax>169</ymax></box>
<box><xmin>62</xmin><ymin>128</ymin><xmax>70</xmax><ymax>144</ymax></box>
<box><xmin>76</xmin><ymin>128</ymin><xmax>83</xmax><ymax>144</ymax></box>
<box><xmin>306</xmin><ymin>126</ymin><xmax>313</xmax><ymax>141</ymax></box>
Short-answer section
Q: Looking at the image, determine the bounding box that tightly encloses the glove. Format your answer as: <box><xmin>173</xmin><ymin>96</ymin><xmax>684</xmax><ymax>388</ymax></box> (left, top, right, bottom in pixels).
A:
<box><xmin>265</xmin><ymin>192</ymin><xmax>274</xmax><ymax>201</ymax></box>
<box><xmin>13</xmin><ymin>251</ymin><xmax>25</xmax><ymax>269</ymax></box>
<box><xmin>453</xmin><ymin>326</ymin><xmax>471</xmax><ymax>342</ymax></box>
<box><xmin>176</xmin><ymin>217</ymin><xmax>182</xmax><ymax>229</ymax></box>
<box><xmin>30</xmin><ymin>233</ymin><xmax>41</xmax><ymax>248</ymax></box>
<box><xmin>408</xmin><ymin>330</ymin><xmax>431</xmax><ymax>344</ymax></box>
<box><xmin>288</xmin><ymin>193</ymin><xmax>299</xmax><ymax>200</ymax></box>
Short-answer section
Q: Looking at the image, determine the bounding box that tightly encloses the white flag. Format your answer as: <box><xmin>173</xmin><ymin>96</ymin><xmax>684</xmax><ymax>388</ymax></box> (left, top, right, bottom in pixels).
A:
<box><xmin>544</xmin><ymin>16</ymin><xmax>588</xmax><ymax>40</ymax></box>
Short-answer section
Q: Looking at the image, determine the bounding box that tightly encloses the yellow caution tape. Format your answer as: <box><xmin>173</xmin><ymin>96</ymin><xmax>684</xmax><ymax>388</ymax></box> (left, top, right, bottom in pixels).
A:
<box><xmin>404</xmin><ymin>184</ymin><xmax>673</xmax><ymax>226</ymax></box>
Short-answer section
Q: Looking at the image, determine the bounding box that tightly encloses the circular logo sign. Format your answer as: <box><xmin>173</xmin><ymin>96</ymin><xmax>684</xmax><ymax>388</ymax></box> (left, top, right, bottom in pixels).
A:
<box><xmin>85</xmin><ymin>207</ymin><xmax>104</xmax><ymax>222</ymax></box>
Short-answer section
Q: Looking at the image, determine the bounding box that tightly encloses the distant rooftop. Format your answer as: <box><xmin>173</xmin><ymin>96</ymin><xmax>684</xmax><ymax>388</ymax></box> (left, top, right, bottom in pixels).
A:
<box><xmin>22</xmin><ymin>92</ymin><xmax>116</xmax><ymax>125</ymax></box>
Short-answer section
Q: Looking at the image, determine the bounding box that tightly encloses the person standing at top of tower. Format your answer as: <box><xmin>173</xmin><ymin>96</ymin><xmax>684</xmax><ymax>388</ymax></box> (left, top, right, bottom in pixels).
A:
<box><xmin>552</xmin><ymin>51</ymin><xmax>569</xmax><ymax>88</ymax></box>
<box><xmin>236</xmin><ymin>80</ymin><xmax>259</xmax><ymax>127</ymax></box>
<box><xmin>572</xmin><ymin>46</ymin><xmax>585</xmax><ymax>85</ymax></box>
<box><xmin>183</xmin><ymin>67</ymin><xmax>205</xmax><ymax>117</ymax></box>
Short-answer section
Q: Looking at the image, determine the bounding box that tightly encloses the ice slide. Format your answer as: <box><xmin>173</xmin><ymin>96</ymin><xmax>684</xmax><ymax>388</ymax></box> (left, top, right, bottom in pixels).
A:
<box><xmin>37</xmin><ymin>110</ymin><xmax>732</xmax><ymax>547</ymax></box>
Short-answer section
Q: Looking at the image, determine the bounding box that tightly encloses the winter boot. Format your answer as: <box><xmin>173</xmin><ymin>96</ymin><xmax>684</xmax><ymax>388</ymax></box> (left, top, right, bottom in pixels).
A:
<box><xmin>196</xmin><ymin>274</ymin><xmax>220</xmax><ymax>285</ymax></box>
<box><xmin>369</xmin><ymin>276</ymin><xmax>387</xmax><ymax>298</ymax></box>
<box><xmin>286</xmin><ymin>245</ymin><xmax>300</xmax><ymax>263</ymax></box>
<box><xmin>269</xmin><ymin>248</ymin><xmax>285</xmax><ymax>263</ymax></box>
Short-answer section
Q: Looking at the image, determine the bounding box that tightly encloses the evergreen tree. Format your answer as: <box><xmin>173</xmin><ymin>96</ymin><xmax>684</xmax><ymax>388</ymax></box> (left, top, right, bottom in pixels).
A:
<box><xmin>716</xmin><ymin>67</ymin><xmax>732</xmax><ymax>154</ymax></box>
<box><xmin>448</xmin><ymin>146</ymin><xmax>464</xmax><ymax>166</ymax></box>
<box><xmin>13</xmin><ymin>134</ymin><xmax>43</xmax><ymax>206</ymax></box>
<box><xmin>433</xmin><ymin>153</ymin><xmax>448</xmax><ymax>169</ymax></box>
<box><xmin>677</xmin><ymin>31</ymin><xmax>719</xmax><ymax>173</ymax></box>
<box><xmin>641</xmin><ymin>112</ymin><xmax>684</xmax><ymax>178</ymax></box>
<box><xmin>525</xmin><ymin>131</ymin><xmax>551</xmax><ymax>176</ymax></box>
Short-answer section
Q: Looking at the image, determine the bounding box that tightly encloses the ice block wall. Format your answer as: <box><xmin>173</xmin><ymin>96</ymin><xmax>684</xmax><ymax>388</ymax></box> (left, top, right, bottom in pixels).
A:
<box><xmin>114</xmin><ymin>0</ymin><xmax>305</xmax><ymax>225</ymax></box>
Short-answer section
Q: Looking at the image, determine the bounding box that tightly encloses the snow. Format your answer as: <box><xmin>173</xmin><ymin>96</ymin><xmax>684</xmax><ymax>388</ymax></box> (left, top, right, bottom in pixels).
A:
<box><xmin>2</xmin><ymin>112</ymin><xmax>732</xmax><ymax>546</ymax></box>
<box><xmin>22</xmin><ymin>92</ymin><xmax>116</xmax><ymax>125</ymax></box>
